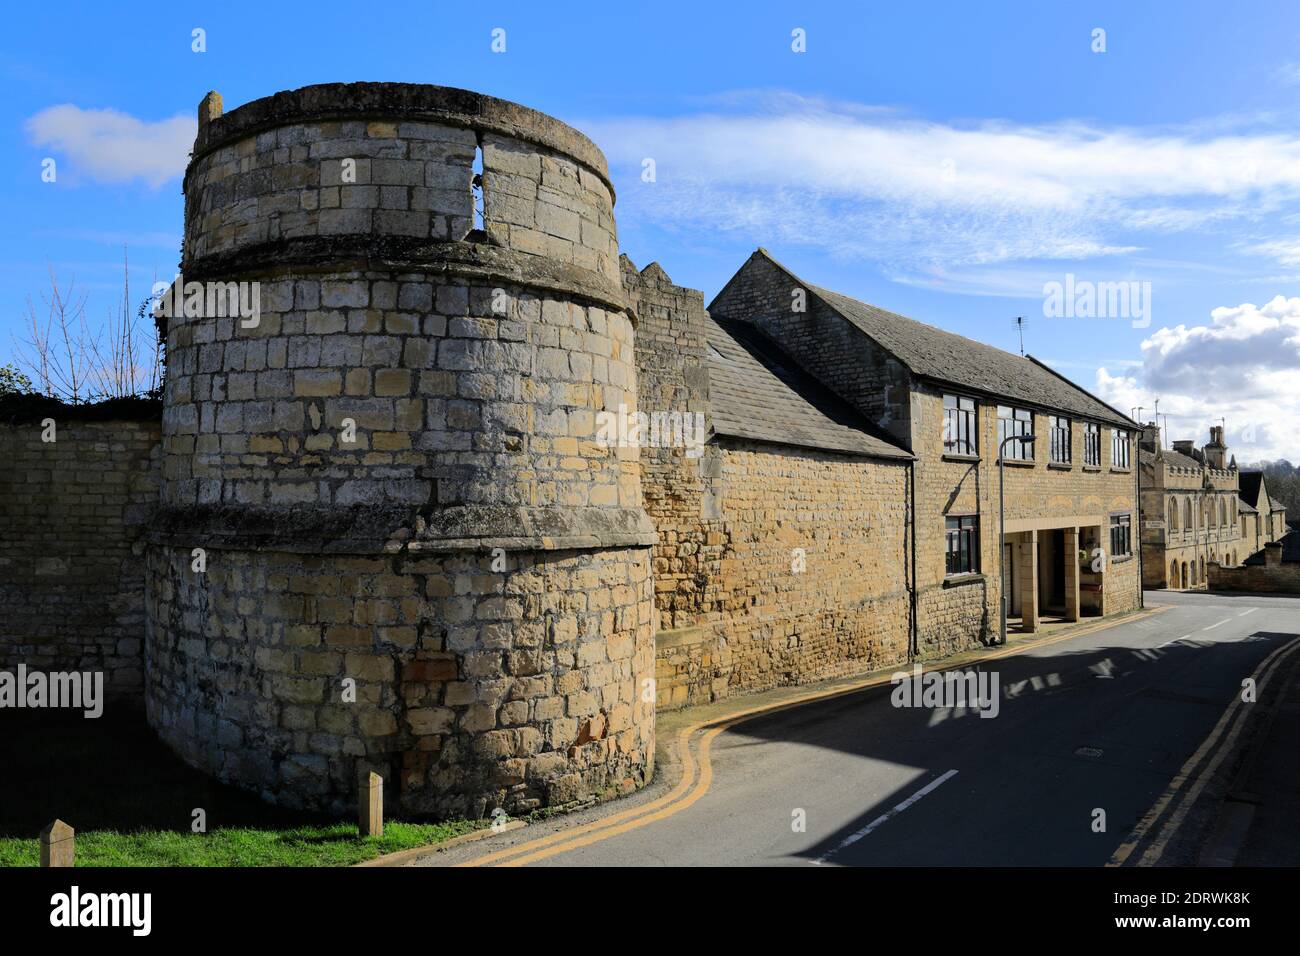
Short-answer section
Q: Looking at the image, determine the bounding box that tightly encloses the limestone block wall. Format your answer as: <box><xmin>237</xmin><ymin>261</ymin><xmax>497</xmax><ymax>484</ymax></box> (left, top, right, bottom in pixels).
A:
<box><xmin>185</xmin><ymin>85</ymin><xmax>620</xmax><ymax>287</ymax></box>
<box><xmin>0</xmin><ymin>402</ymin><xmax>161</xmax><ymax>699</ymax></box>
<box><xmin>643</xmin><ymin>434</ymin><xmax>912</xmax><ymax>708</ymax></box>
<box><xmin>705</xmin><ymin>441</ymin><xmax>912</xmax><ymax>693</ymax></box>
<box><xmin>623</xmin><ymin>257</ymin><xmax>716</xmax><ymax>632</ymax></box>
<box><xmin>148</xmin><ymin>83</ymin><xmax>656</xmax><ymax>817</ymax></box>
<box><xmin>1208</xmin><ymin>546</ymin><xmax>1300</xmax><ymax>594</ymax></box>
<box><xmin>146</xmin><ymin>544</ymin><xmax>653</xmax><ymax>817</ymax></box>
<box><xmin>630</xmin><ymin>261</ymin><xmax>913</xmax><ymax>708</ymax></box>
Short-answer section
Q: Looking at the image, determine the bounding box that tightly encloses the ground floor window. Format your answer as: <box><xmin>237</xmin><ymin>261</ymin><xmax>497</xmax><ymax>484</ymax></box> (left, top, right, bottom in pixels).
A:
<box><xmin>1109</xmin><ymin>513</ymin><xmax>1132</xmax><ymax>558</ymax></box>
<box><xmin>946</xmin><ymin>515</ymin><xmax>979</xmax><ymax>575</ymax></box>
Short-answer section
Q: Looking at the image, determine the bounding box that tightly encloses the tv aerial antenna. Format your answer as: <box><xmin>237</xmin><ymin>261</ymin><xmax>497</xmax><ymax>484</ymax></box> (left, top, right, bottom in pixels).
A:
<box><xmin>1014</xmin><ymin>316</ymin><xmax>1027</xmax><ymax>356</ymax></box>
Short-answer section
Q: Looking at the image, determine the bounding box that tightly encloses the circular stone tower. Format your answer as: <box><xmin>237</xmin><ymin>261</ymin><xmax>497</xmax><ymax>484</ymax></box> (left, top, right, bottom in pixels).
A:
<box><xmin>146</xmin><ymin>83</ymin><xmax>656</xmax><ymax>818</ymax></box>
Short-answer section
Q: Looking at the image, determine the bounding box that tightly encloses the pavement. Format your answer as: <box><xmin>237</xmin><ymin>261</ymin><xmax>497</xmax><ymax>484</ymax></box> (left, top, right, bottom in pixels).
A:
<box><xmin>404</xmin><ymin>590</ymin><xmax>1300</xmax><ymax>867</ymax></box>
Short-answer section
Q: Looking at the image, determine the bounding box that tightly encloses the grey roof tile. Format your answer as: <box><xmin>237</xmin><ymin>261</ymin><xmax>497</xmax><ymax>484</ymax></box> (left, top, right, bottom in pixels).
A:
<box><xmin>755</xmin><ymin>250</ymin><xmax>1139</xmax><ymax>430</ymax></box>
<box><xmin>704</xmin><ymin>315</ymin><xmax>912</xmax><ymax>460</ymax></box>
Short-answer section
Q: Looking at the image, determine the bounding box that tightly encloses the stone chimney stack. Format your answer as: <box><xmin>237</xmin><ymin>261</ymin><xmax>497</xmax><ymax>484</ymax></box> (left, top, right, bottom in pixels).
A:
<box><xmin>1139</xmin><ymin>421</ymin><xmax>1161</xmax><ymax>453</ymax></box>
<box><xmin>1172</xmin><ymin>439</ymin><xmax>1195</xmax><ymax>458</ymax></box>
<box><xmin>1205</xmin><ymin>425</ymin><xmax>1227</xmax><ymax>469</ymax></box>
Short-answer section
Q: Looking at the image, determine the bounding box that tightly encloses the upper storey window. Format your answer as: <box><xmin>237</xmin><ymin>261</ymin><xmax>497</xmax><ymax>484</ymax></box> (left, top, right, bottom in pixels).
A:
<box><xmin>1111</xmin><ymin>429</ymin><xmax>1131</xmax><ymax>469</ymax></box>
<box><xmin>944</xmin><ymin>394</ymin><xmax>978</xmax><ymax>456</ymax></box>
<box><xmin>1049</xmin><ymin>416</ymin><xmax>1071</xmax><ymax>464</ymax></box>
<box><xmin>1083</xmin><ymin>423</ymin><xmax>1101</xmax><ymax>467</ymax></box>
<box><xmin>997</xmin><ymin>406</ymin><xmax>1032</xmax><ymax>460</ymax></box>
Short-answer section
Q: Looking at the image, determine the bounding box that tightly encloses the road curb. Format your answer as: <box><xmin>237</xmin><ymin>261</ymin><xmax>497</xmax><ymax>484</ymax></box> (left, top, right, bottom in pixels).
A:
<box><xmin>353</xmin><ymin>820</ymin><xmax>524</xmax><ymax>867</ymax></box>
<box><xmin>1109</xmin><ymin>631</ymin><xmax>1300</xmax><ymax>866</ymax></box>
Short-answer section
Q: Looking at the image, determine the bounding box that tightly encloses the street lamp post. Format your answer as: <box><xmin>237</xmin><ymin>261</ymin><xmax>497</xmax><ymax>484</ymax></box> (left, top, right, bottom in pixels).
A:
<box><xmin>999</xmin><ymin>433</ymin><xmax>1036</xmax><ymax>645</ymax></box>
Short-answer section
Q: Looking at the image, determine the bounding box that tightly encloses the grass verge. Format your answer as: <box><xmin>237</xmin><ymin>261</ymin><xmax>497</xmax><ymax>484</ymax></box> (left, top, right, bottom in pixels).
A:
<box><xmin>0</xmin><ymin>820</ymin><xmax>482</xmax><ymax>867</ymax></box>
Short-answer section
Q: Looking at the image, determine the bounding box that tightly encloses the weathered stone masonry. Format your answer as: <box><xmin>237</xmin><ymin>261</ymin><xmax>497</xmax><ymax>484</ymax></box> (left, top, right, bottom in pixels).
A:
<box><xmin>0</xmin><ymin>402</ymin><xmax>160</xmax><ymax>699</ymax></box>
<box><xmin>625</xmin><ymin>258</ymin><xmax>914</xmax><ymax>708</ymax></box>
<box><xmin>1</xmin><ymin>83</ymin><xmax>1148</xmax><ymax>819</ymax></box>
<box><xmin>147</xmin><ymin>83</ymin><xmax>656</xmax><ymax>817</ymax></box>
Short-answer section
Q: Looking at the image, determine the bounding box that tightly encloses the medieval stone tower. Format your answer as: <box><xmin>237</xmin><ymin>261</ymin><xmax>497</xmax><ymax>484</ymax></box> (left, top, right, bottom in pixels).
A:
<box><xmin>145</xmin><ymin>83</ymin><xmax>657</xmax><ymax>818</ymax></box>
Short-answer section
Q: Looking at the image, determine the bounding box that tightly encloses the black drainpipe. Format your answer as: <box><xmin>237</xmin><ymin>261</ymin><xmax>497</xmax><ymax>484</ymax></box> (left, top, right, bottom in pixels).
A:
<box><xmin>1135</xmin><ymin>433</ymin><xmax>1144</xmax><ymax>608</ymax></box>
<box><xmin>909</xmin><ymin>457</ymin><xmax>919</xmax><ymax>661</ymax></box>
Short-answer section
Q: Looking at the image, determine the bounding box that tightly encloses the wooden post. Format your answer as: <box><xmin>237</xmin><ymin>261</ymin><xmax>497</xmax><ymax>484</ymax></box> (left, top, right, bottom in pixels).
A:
<box><xmin>359</xmin><ymin>772</ymin><xmax>383</xmax><ymax>837</ymax></box>
<box><xmin>40</xmin><ymin>819</ymin><xmax>74</xmax><ymax>867</ymax></box>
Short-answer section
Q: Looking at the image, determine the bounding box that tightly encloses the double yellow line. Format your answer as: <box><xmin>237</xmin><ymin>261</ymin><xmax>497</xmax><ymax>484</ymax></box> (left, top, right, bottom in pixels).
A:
<box><xmin>458</xmin><ymin>608</ymin><xmax>1166</xmax><ymax>867</ymax></box>
<box><xmin>1108</xmin><ymin>631</ymin><xmax>1300</xmax><ymax>867</ymax></box>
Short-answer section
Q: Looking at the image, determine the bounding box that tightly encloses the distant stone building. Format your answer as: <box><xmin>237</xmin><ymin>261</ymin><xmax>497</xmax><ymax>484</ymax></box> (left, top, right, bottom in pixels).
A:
<box><xmin>1139</xmin><ymin>425</ymin><xmax>1244</xmax><ymax>589</ymax></box>
<box><xmin>1138</xmin><ymin>425</ymin><xmax>1289</xmax><ymax>590</ymax></box>
<box><xmin>1238</xmin><ymin>470</ymin><xmax>1290</xmax><ymax>555</ymax></box>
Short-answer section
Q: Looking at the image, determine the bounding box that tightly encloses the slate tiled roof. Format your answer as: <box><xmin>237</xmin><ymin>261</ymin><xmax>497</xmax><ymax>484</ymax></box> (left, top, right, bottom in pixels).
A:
<box><xmin>1239</xmin><ymin>499</ymin><xmax>1258</xmax><ymax>514</ymax></box>
<box><xmin>756</xmin><ymin>251</ymin><xmax>1139</xmax><ymax>430</ymax></box>
<box><xmin>1238</xmin><ymin>471</ymin><xmax>1280</xmax><ymax>512</ymax></box>
<box><xmin>704</xmin><ymin>315</ymin><xmax>912</xmax><ymax>460</ymax></box>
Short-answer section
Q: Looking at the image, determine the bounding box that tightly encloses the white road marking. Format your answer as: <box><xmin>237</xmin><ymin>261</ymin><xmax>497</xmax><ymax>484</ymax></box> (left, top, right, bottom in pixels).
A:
<box><xmin>1238</xmin><ymin>608</ymin><xmax>1259</xmax><ymax>618</ymax></box>
<box><xmin>1202</xmin><ymin>619</ymin><xmax>1229</xmax><ymax>632</ymax></box>
<box><xmin>1157</xmin><ymin>635</ymin><xmax>1193</xmax><ymax>648</ymax></box>
<box><xmin>813</xmin><ymin>769</ymin><xmax>959</xmax><ymax>865</ymax></box>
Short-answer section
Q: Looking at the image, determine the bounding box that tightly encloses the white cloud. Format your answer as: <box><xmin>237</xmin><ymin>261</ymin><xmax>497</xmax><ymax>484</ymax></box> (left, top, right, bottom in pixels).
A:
<box><xmin>1244</xmin><ymin>237</ymin><xmax>1300</xmax><ymax>266</ymax></box>
<box><xmin>1095</xmin><ymin>295</ymin><xmax>1300</xmax><ymax>462</ymax></box>
<box><xmin>585</xmin><ymin>94</ymin><xmax>1300</xmax><ymax>282</ymax></box>
<box><xmin>25</xmin><ymin>105</ymin><xmax>195</xmax><ymax>187</ymax></box>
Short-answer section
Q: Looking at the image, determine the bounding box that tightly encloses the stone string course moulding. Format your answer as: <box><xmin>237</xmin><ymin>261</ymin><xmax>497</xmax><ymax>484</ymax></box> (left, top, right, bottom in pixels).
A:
<box><xmin>147</xmin><ymin>83</ymin><xmax>656</xmax><ymax>817</ymax></box>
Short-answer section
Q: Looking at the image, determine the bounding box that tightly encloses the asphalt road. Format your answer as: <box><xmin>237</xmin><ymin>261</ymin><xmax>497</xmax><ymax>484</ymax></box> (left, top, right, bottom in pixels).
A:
<box><xmin>432</xmin><ymin>590</ymin><xmax>1300</xmax><ymax>867</ymax></box>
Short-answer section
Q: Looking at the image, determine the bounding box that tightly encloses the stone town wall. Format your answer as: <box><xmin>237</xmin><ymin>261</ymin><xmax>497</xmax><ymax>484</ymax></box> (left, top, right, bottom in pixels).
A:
<box><xmin>148</xmin><ymin>83</ymin><xmax>656</xmax><ymax>818</ymax></box>
<box><xmin>1208</xmin><ymin>548</ymin><xmax>1300</xmax><ymax>594</ymax></box>
<box><xmin>146</xmin><ymin>542</ymin><xmax>653</xmax><ymax>817</ymax></box>
<box><xmin>707</xmin><ymin>440</ymin><xmax>912</xmax><ymax>692</ymax></box>
<box><xmin>649</xmin><ymin>437</ymin><xmax>912</xmax><ymax>709</ymax></box>
<box><xmin>0</xmin><ymin>404</ymin><xmax>161</xmax><ymax>699</ymax></box>
<box><xmin>622</xmin><ymin>257</ymin><xmax>715</xmax><ymax>632</ymax></box>
<box><xmin>631</xmin><ymin>263</ymin><xmax>913</xmax><ymax>708</ymax></box>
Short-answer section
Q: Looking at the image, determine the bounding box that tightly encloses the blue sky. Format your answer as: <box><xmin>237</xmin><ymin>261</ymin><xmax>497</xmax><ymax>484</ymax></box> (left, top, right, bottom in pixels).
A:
<box><xmin>4</xmin><ymin>0</ymin><xmax>1300</xmax><ymax>458</ymax></box>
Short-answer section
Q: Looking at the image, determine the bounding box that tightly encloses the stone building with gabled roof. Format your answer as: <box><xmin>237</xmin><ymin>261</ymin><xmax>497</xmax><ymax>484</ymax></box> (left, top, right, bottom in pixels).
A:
<box><xmin>706</xmin><ymin>248</ymin><xmax>1143</xmax><ymax>658</ymax></box>
<box><xmin>1238</xmin><ymin>470</ymin><xmax>1289</xmax><ymax>554</ymax></box>
<box><xmin>632</xmin><ymin>248</ymin><xmax>1144</xmax><ymax>707</ymax></box>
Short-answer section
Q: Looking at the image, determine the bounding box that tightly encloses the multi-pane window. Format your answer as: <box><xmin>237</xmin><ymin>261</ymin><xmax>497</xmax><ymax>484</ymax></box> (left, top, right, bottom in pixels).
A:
<box><xmin>1049</xmin><ymin>415</ymin><xmax>1071</xmax><ymax>463</ymax></box>
<box><xmin>943</xmin><ymin>394</ymin><xmax>978</xmax><ymax>456</ymax></box>
<box><xmin>997</xmin><ymin>406</ymin><xmax>1033</xmax><ymax>460</ymax></box>
<box><xmin>1111</xmin><ymin>429</ymin><xmax>1131</xmax><ymax>469</ymax></box>
<box><xmin>1083</xmin><ymin>423</ymin><xmax>1100</xmax><ymax>467</ymax></box>
<box><xmin>945</xmin><ymin>516</ymin><xmax>979</xmax><ymax>575</ymax></box>
<box><xmin>1109</xmin><ymin>513</ymin><xmax>1132</xmax><ymax>558</ymax></box>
